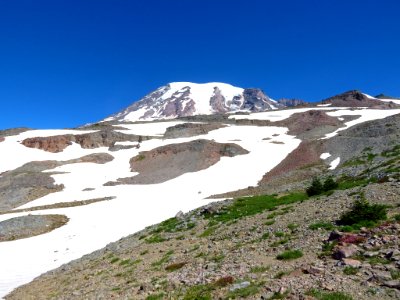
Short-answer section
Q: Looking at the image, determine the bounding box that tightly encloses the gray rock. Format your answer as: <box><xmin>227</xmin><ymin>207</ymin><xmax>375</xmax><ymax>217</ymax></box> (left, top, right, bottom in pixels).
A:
<box><xmin>229</xmin><ymin>281</ymin><xmax>250</xmax><ymax>291</ymax></box>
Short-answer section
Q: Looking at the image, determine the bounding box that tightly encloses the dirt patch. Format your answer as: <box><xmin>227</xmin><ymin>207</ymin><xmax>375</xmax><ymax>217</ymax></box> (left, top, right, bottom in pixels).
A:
<box><xmin>0</xmin><ymin>214</ymin><xmax>69</xmax><ymax>242</ymax></box>
<box><xmin>106</xmin><ymin>139</ymin><xmax>249</xmax><ymax>185</ymax></box>
<box><xmin>163</xmin><ymin>123</ymin><xmax>226</xmax><ymax>139</ymax></box>
<box><xmin>22</xmin><ymin>130</ymin><xmax>155</xmax><ymax>153</ymax></box>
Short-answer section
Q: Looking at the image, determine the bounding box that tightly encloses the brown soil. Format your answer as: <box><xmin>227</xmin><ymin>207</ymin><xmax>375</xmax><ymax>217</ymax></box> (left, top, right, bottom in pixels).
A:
<box><xmin>163</xmin><ymin>122</ymin><xmax>226</xmax><ymax>139</ymax></box>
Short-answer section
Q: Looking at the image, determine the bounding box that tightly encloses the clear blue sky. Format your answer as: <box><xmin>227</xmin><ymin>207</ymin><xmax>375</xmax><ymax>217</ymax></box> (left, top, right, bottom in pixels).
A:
<box><xmin>1</xmin><ymin>0</ymin><xmax>399</xmax><ymax>129</ymax></box>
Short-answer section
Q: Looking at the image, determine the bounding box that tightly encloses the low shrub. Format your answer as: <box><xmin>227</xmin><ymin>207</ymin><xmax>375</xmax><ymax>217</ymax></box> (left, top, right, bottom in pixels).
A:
<box><xmin>276</xmin><ymin>249</ymin><xmax>303</xmax><ymax>260</ymax></box>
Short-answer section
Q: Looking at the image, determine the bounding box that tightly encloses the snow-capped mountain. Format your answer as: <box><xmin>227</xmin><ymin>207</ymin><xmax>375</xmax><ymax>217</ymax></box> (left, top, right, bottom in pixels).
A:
<box><xmin>103</xmin><ymin>82</ymin><xmax>281</xmax><ymax>122</ymax></box>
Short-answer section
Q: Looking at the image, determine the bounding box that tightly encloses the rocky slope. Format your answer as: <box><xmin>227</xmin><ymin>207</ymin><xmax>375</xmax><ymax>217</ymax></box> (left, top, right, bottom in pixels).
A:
<box><xmin>4</xmin><ymin>112</ymin><xmax>400</xmax><ymax>300</ymax></box>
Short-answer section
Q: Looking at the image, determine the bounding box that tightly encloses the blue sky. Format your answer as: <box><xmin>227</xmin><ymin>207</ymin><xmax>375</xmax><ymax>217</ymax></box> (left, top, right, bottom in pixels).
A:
<box><xmin>0</xmin><ymin>0</ymin><xmax>399</xmax><ymax>129</ymax></box>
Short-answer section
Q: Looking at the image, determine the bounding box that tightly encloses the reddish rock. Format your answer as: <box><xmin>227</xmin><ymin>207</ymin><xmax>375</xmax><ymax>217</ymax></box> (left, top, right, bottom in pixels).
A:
<box><xmin>0</xmin><ymin>137</ymin><xmax>4</xmax><ymax>143</ymax></box>
<box><xmin>22</xmin><ymin>135</ymin><xmax>73</xmax><ymax>153</ymax></box>
<box><xmin>339</xmin><ymin>234</ymin><xmax>366</xmax><ymax>244</ymax></box>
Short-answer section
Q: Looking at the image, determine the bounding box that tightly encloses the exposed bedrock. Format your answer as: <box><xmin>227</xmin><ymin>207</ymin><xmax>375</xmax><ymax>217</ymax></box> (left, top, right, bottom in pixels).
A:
<box><xmin>0</xmin><ymin>214</ymin><xmax>69</xmax><ymax>242</ymax></box>
<box><xmin>21</xmin><ymin>130</ymin><xmax>154</xmax><ymax>153</ymax></box>
<box><xmin>0</xmin><ymin>153</ymin><xmax>114</xmax><ymax>212</ymax></box>
<box><xmin>163</xmin><ymin>122</ymin><xmax>226</xmax><ymax>139</ymax></box>
<box><xmin>106</xmin><ymin>139</ymin><xmax>249</xmax><ymax>185</ymax></box>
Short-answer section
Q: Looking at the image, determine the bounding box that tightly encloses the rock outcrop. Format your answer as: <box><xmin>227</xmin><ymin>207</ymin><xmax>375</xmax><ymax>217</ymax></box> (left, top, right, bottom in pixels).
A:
<box><xmin>106</xmin><ymin>139</ymin><xmax>248</xmax><ymax>185</ymax></box>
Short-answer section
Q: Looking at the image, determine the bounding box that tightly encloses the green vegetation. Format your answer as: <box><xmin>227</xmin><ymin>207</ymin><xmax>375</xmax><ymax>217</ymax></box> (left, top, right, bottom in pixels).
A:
<box><xmin>287</xmin><ymin>223</ymin><xmax>298</xmax><ymax>231</ymax></box>
<box><xmin>306</xmin><ymin>289</ymin><xmax>353</xmax><ymax>300</ymax></box>
<box><xmin>146</xmin><ymin>293</ymin><xmax>165</xmax><ymax>300</ymax></box>
<box><xmin>260</xmin><ymin>232</ymin><xmax>270</xmax><ymax>240</ymax></box>
<box><xmin>151</xmin><ymin>250</ymin><xmax>173</xmax><ymax>267</ymax></box>
<box><xmin>145</xmin><ymin>234</ymin><xmax>167</xmax><ymax>244</ymax></box>
<box><xmin>183</xmin><ymin>284</ymin><xmax>212</xmax><ymax>300</ymax></box>
<box><xmin>205</xmin><ymin>192</ymin><xmax>308</xmax><ymax>223</ymax></box>
<box><xmin>135</xmin><ymin>154</ymin><xmax>146</xmax><ymax>161</ymax></box>
<box><xmin>339</xmin><ymin>197</ymin><xmax>387</xmax><ymax>227</ymax></box>
<box><xmin>391</xmin><ymin>269</ymin><xmax>400</xmax><ymax>280</ymax></box>
<box><xmin>165</xmin><ymin>262</ymin><xmax>187</xmax><ymax>272</ymax></box>
<box><xmin>224</xmin><ymin>282</ymin><xmax>260</xmax><ymax>299</ymax></box>
<box><xmin>309</xmin><ymin>221</ymin><xmax>334</xmax><ymax>231</ymax></box>
<box><xmin>274</xmin><ymin>231</ymin><xmax>285</xmax><ymax>237</ymax></box>
<box><xmin>199</xmin><ymin>226</ymin><xmax>217</xmax><ymax>237</ymax></box>
<box><xmin>276</xmin><ymin>249</ymin><xmax>303</xmax><ymax>260</ymax></box>
<box><xmin>110</xmin><ymin>257</ymin><xmax>120</xmax><ymax>264</ymax></box>
<box><xmin>270</xmin><ymin>238</ymin><xmax>289</xmax><ymax>247</ymax></box>
<box><xmin>343</xmin><ymin>266</ymin><xmax>358</xmax><ymax>275</ymax></box>
<box><xmin>152</xmin><ymin>217</ymin><xmax>196</xmax><ymax>234</ymax></box>
<box><xmin>264</xmin><ymin>220</ymin><xmax>275</xmax><ymax>225</ymax></box>
<box><xmin>250</xmin><ymin>265</ymin><xmax>269</xmax><ymax>273</ymax></box>
<box><xmin>306</xmin><ymin>176</ymin><xmax>338</xmax><ymax>196</ymax></box>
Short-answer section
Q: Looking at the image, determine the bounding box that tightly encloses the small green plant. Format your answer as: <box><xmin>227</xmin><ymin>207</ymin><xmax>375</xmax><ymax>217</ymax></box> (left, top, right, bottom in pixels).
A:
<box><xmin>199</xmin><ymin>226</ymin><xmax>216</xmax><ymax>237</ymax></box>
<box><xmin>393</xmin><ymin>214</ymin><xmax>400</xmax><ymax>221</ymax></box>
<box><xmin>306</xmin><ymin>289</ymin><xmax>353</xmax><ymax>300</ymax></box>
<box><xmin>270</xmin><ymin>238</ymin><xmax>289</xmax><ymax>247</ymax></box>
<box><xmin>274</xmin><ymin>231</ymin><xmax>285</xmax><ymax>237</ymax></box>
<box><xmin>110</xmin><ymin>257</ymin><xmax>120</xmax><ymax>264</ymax></box>
<box><xmin>224</xmin><ymin>282</ymin><xmax>260</xmax><ymax>298</ymax></box>
<box><xmin>391</xmin><ymin>269</ymin><xmax>400</xmax><ymax>279</ymax></box>
<box><xmin>165</xmin><ymin>262</ymin><xmax>187</xmax><ymax>272</ymax></box>
<box><xmin>250</xmin><ymin>265</ymin><xmax>269</xmax><ymax>273</ymax></box>
<box><xmin>309</xmin><ymin>222</ymin><xmax>334</xmax><ymax>231</ymax></box>
<box><xmin>287</xmin><ymin>223</ymin><xmax>298</xmax><ymax>231</ymax></box>
<box><xmin>274</xmin><ymin>271</ymin><xmax>288</xmax><ymax>279</ymax></box>
<box><xmin>183</xmin><ymin>284</ymin><xmax>212</xmax><ymax>300</ymax></box>
<box><xmin>146</xmin><ymin>293</ymin><xmax>165</xmax><ymax>300</ymax></box>
<box><xmin>145</xmin><ymin>234</ymin><xmax>166</xmax><ymax>244</ymax></box>
<box><xmin>276</xmin><ymin>249</ymin><xmax>303</xmax><ymax>260</ymax></box>
<box><xmin>261</xmin><ymin>232</ymin><xmax>270</xmax><ymax>240</ymax></box>
<box><xmin>343</xmin><ymin>266</ymin><xmax>358</xmax><ymax>275</ymax></box>
<box><xmin>151</xmin><ymin>250</ymin><xmax>173</xmax><ymax>267</ymax></box>
<box><xmin>264</xmin><ymin>220</ymin><xmax>275</xmax><ymax>225</ymax></box>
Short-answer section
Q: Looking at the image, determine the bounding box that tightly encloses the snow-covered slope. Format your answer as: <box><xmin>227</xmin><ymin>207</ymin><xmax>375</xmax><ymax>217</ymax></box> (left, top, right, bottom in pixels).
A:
<box><xmin>103</xmin><ymin>82</ymin><xmax>281</xmax><ymax>122</ymax></box>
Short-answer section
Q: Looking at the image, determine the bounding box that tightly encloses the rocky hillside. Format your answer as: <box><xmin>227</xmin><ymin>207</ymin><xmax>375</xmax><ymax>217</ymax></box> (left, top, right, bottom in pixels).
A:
<box><xmin>3</xmin><ymin>110</ymin><xmax>400</xmax><ymax>300</ymax></box>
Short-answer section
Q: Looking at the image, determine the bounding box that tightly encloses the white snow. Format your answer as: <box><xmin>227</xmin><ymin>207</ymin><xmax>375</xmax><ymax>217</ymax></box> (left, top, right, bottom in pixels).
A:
<box><xmin>115</xmin><ymin>120</ymin><xmax>186</xmax><ymax>136</ymax></box>
<box><xmin>323</xmin><ymin>108</ymin><xmax>400</xmax><ymax>139</ymax></box>
<box><xmin>0</xmin><ymin>122</ymin><xmax>300</xmax><ymax>298</ymax></box>
<box><xmin>317</xmin><ymin>103</ymin><xmax>332</xmax><ymax>107</ymax></box>
<box><xmin>362</xmin><ymin>93</ymin><xmax>400</xmax><ymax>103</ymax></box>
<box><xmin>0</xmin><ymin>130</ymin><xmax>99</xmax><ymax>174</ymax></box>
<box><xmin>329</xmin><ymin>157</ymin><xmax>341</xmax><ymax>169</ymax></box>
<box><xmin>229</xmin><ymin>107</ymin><xmax>349</xmax><ymax>122</ymax></box>
<box><xmin>320</xmin><ymin>153</ymin><xmax>331</xmax><ymax>160</ymax></box>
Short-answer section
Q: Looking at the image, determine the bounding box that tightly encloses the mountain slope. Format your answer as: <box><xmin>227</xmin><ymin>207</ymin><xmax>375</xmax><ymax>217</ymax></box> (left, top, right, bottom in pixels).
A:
<box><xmin>103</xmin><ymin>82</ymin><xmax>281</xmax><ymax>122</ymax></box>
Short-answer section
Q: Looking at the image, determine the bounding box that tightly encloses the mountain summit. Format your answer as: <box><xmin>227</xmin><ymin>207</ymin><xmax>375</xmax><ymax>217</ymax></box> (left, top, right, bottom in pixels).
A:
<box><xmin>104</xmin><ymin>82</ymin><xmax>281</xmax><ymax>122</ymax></box>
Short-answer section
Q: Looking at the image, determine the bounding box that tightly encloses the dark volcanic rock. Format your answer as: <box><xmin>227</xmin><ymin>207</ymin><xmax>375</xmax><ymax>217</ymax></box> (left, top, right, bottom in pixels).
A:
<box><xmin>242</xmin><ymin>88</ymin><xmax>283</xmax><ymax>111</ymax></box>
<box><xmin>319</xmin><ymin>90</ymin><xmax>399</xmax><ymax>108</ymax></box>
<box><xmin>276</xmin><ymin>98</ymin><xmax>309</xmax><ymax>107</ymax></box>
<box><xmin>106</xmin><ymin>139</ymin><xmax>249</xmax><ymax>185</ymax></box>
<box><xmin>163</xmin><ymin>123</ymin><xmax>226</xmax><ymax>139</ymax></box>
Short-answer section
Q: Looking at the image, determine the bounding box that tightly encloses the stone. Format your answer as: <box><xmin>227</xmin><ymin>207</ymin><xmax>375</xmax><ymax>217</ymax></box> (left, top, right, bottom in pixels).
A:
<box><xmin>383</xmin><ymin>280</ymin><xmax>400</xmax><ymax>289</ymax></box>
<box><xmin>364</xmin><ymin>251</ymin><xmax>380</xmax><ymax>257</ymax></box>
<box><xmin>332</xmin><ymin>244</ymin><xmax>359</xmax><ymax>259</ymax></box>
<box><xmin>342</xmin><ymin>258</ymin><xmax>362</xmax><ymax>267</ymax></box>
<box><xmin>230</xmin><ymin>281</ymin><xmax>250</xmax><ymax>292</ymax></box>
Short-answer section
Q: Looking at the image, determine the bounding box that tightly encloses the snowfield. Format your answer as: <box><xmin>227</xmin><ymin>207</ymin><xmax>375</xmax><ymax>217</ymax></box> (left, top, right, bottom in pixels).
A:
<box><xmin>1</xmin><ymin>107</ymin><xmax>400</xmax><ymax>298</ymax></box>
